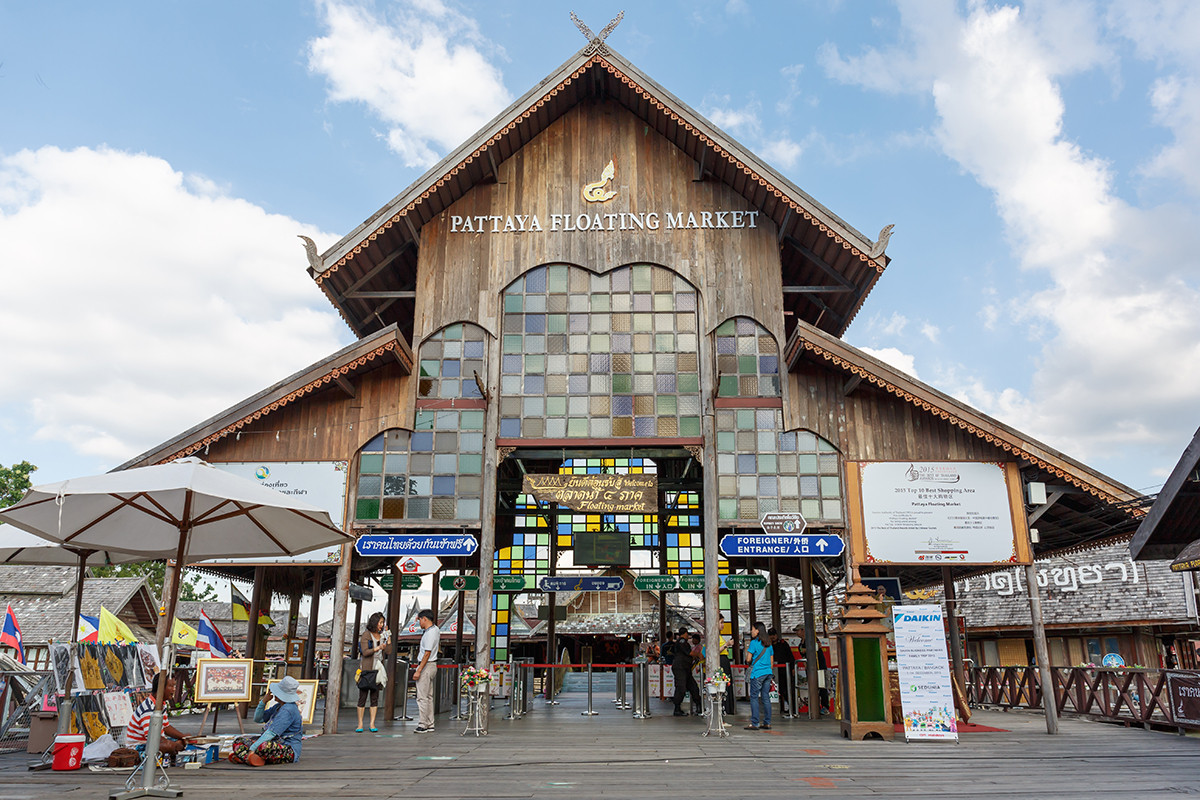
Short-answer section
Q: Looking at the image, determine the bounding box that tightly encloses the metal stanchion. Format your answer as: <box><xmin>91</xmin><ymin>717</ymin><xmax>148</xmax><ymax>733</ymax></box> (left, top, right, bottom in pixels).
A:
<box><xmin>546</xmin><ymin>663</ymin><xmax>559</xmax><ymax>705</ymax></box>
<box><xmin>449</xmin><ymin>664</ymin><xmax>464</xmax><ymax>720</ymax></box>
<box><xmin>581</xmin><ymin>663</ymin><xmax>598</xmax><ymax>716</ymax></box>
<box><xmin>616</xmin><ymin>666</ymin><xmax>632</xmax><ymax>709</ymax></box>
<box><xmin>632</xmin><ymin>661</ymin><xmax>651</xmax><ymax>718</ymax></box>
<box><xmin>782</xmin><ymin>662</ymin><xmax>796</xmax><ymax>719</ymax></box>
<box><xmin>393</xmin><ymin>660</ymin><xmax>413</xmax><ymax>721</ymax></box>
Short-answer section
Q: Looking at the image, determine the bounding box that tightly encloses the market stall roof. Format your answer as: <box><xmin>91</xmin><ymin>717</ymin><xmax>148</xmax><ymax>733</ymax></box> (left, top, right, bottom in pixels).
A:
<box><xmin>1130</xmin><ymin>425</ymin><xmax>1200</xmax><ymax>562</ymax></box>
<box><xmin>307</xmin><ymin>43</ymin><xmax>891</xmax><ymax>341</ymax></box>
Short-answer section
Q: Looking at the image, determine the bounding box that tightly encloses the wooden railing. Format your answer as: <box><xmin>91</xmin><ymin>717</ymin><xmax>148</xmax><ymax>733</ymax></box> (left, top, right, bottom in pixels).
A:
<box><xmin>969</xmin><ymin>666</ymin><xmax>1187</xmax><ymax>727</ymax></box>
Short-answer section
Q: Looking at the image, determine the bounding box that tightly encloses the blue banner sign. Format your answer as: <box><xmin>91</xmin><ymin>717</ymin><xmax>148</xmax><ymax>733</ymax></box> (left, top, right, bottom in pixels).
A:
<box><xmin>719</xmin><ymin>532</ymin><xmax>845</xmax><ymax>558</ymax></box>
<box><xmin>355</xmin><ymin>533</ymin><xmax>479</xmax><ymax>557</ymax></box>
<box><xmin>538</xmin><ymin>576</ymin><xmax>625</xmax><ymax>592</ymax></box>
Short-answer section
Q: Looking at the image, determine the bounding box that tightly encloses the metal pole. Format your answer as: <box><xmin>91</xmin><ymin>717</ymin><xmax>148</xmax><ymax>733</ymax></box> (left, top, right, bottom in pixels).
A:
<box><xmin>304</xmin><ymin>567</ymin><xmax>321</xmax><ymax>679</ymax></box>
<box><xmin>582</xmin><ymin>662</ymin><xmax>598</xmax><ymax>716</ymax></box>
<box><xmin>783</xmin><ymin>660</ymin><xmax>795</xmax><ymax>719</ymax></box>
<box><xmin>1025</xmin><ymin>562</ymin><xmax>1059</xmax><ymax>735</ymax></box>
<box><xmin>395</xmin><ymin>660</ymin><xmax>413</xmax><ymax>721</ymax></box>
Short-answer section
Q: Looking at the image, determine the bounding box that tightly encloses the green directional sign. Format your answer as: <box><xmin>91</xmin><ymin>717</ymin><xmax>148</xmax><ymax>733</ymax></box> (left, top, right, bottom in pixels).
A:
<box><xmin>678</xmin><ymin>575</ymin><xmax>706</xmax><ymax>592</ymax></box>
<box><xmin>493</xmin><ymin>575</ymin><xmax>533</xmax><ymax>592</ymax></box>
<box><xmin>378</xmin><ymin>574</ymin><xmax>423</xmax><ymax>591</ymax></box>
<box><xmin>723</xmin><ymin>574</ymin><xmax>767</xmax><ymax>591</ymax></box>
<box><xmin>634</xmin><ymin>575</ymin><xmax>679</xmax><ymax>591</ymax></box>
<box><xmin>440</xmin><ymin>575</ymin><xmax>481</xmax><ymax>592</ymax></box>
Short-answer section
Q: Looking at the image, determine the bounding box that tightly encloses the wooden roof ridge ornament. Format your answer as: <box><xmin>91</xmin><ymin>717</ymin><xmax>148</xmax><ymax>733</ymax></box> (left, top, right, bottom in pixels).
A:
<box><xmin>835</xmin><ymin>565</ymin><xmax>894</xmax><ymax>740</ymax></box>
<box><xmin>571</xmin><ymin>10</ymin><xmax>623</xmax><ymax>57</ymax></box>
<box><xmin>298</xmin><ymin>235</ymin><xmax>323</xmax><ymax>273</ymax></box>
<box><xmin>867</xmin><ymin>224</ymin><xmax>894</xmax><ymax>260</ymax></box>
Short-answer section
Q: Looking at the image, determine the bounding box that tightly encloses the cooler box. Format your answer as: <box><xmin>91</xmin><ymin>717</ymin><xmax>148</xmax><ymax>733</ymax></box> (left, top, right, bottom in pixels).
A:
<box><xmin>52</xmin><ymin>734</ymin><xmax>84</xmax><ymax>770</ymax></box>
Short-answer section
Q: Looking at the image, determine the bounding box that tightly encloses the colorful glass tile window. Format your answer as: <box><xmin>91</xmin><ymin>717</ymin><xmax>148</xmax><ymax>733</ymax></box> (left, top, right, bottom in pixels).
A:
<box><xmin>354</xmin><ymin>412</ymin><xmax>485</xmax><ymax>522</ymax></box>
<box><xmin>418</xmin><ymin>323</ymin><xmax>488</xmax><ymax>400</ymax></box>
<box><xmin>496</xmin><ymin>493</ymin><xmax>551</xmax><ymax>575</ymax></box>
<box><xmin>715</xmin><ymin>317</ymin><xmax>780</xmax><ymax>398</ymax></box>
<box><xmin>500</xmin><ymin>264</ymin><xmax>702</xmax><ymax>438</ymax></box>
<box><xmin>491</xmin><ymin>593</ymin><xmax>509</xmax><ymax>663</ymax></box>
<box><xmin>554</xmin><ymin>458</ymin><xmax>660</xmax><ymax>550</ymax></box>
<box><xmin>715</xmin><ymin>408</ymin><xmax>843</xmax><ymax>523</ymax></box>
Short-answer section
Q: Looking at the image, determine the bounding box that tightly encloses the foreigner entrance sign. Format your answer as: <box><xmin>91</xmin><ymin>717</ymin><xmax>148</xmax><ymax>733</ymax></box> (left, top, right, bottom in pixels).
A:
<box><xmin>719</xmin><ymin>532</ymin><xmax>844</xmax><ymax>558</ymax></box>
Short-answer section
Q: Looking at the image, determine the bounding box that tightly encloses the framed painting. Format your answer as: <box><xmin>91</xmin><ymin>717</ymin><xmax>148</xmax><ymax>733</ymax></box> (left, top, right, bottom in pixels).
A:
<box><xmin>268</xmin><ymin>678</ymin><xmax>319</xmax><ymax>724</ymax></box>
<box><xmin>194</xmin><ymin>658</ymin><xmax>254</xmax><ymax>703</ymax></box>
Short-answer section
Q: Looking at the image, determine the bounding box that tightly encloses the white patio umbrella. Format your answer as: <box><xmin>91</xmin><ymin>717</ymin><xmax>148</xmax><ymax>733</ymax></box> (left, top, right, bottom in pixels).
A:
<box><xmin>0</xmin><ymin>457</ymin><xmax>353</xmax><ymax>799</ymax></box>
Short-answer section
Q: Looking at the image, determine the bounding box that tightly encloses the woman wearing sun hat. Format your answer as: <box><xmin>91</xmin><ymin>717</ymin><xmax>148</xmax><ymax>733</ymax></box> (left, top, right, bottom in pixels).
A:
<box><xmin>229</xmin><ymin>675</ymin><xmax>305</xmax><ymax>766</ymax></box>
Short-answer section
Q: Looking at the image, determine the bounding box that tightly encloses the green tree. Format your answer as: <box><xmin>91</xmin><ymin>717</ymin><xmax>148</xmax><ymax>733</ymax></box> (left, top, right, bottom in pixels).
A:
<box><xmin>0</xmin><ymin>460</ymin><xmax>37</xmax><ymax>508</ymax></box>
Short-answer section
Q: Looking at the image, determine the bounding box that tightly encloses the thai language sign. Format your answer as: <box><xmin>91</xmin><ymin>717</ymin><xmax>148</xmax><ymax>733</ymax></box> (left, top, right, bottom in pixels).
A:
<box><xmin>354</xmin><ymin>533</ymin><xmax>478</xmax><ymax>557</ymax></box>
<box><xmin>522</xmin><ymin>473</ymin><xmax>657</xmax><ymax>514</ymax></box>
<box><xmin>892</xmin><ymin>605</ymin><xmax>958</xmax><ymax>742</ymax></box>
<box><xmin>1166</xmin><ymin>671</ymin><xmax>1200</xmax><ymax>727</ymax></box>
<box><xmin>857</xmin><ymin>462</ymin><xmax>1021</xmax><ymax>565</ymax></box>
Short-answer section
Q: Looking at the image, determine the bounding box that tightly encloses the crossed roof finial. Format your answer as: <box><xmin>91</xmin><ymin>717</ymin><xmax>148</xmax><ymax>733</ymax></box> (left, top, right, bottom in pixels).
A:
<box><xmin>571</xmin><ymin>11</ymin><xmax>623</xmax><ymax>55</ymax></box>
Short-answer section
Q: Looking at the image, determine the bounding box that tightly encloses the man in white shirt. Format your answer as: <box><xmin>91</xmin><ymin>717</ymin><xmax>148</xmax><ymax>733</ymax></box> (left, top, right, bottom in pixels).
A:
<box><xmin>413</xmin><ymin>609</ymin><xmax>440</xmax><ymax>733</ymax></box>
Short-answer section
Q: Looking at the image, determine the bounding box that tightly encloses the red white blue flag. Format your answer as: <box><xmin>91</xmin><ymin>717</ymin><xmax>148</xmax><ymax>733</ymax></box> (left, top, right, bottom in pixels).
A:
<box><xmin>1</xmin><ymin>604</ymin><xmax>25</xmax><ymax>664</ymax></box>
<box><xmin>196</xmin><ymin>609</ymin><xmax>233</xmax><ymax>658</ymax></box>
<box><xmin>77</xmin><ymin>614</ymin><xmax>100</xmax><ymax>643</ymax></box>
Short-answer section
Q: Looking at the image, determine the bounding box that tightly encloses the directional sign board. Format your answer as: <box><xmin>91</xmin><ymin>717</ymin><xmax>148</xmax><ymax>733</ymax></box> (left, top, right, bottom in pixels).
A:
<box><xmin>719</xmin><ymin>532</ymin><xmax>844</xmax><ymax>558</ymax></box>
<box><xmin>722</xmin><ymin>574</ymin><xmax>767</xmax><ymax>591</ymax></box>
<box><xmin>439</xmin><ymin>575</ymin><xmax>481</xmax><ymax>592</ymax></box>
<box><xmin>759</xmin><ymin>512</ymin><xmax>808</xmax><ymax>535</ymax></box>
<box><xmin>678</xmin><ymin>575</ymin><xmax>706</xmax><ymax>592</ymax></box>
<box><xmin>538</xmin><ymin>576</ymin><xmax>625</xmax><ymax>592</ymax></box>
<box><xmin>354</xmin><ymin>534</ymin><xmax>477</xmax><ymax>558</ymax></box>
<box><xmin>493</xmin><ymin>575</ymin><xmax>533</xmax><ymax>592</ymax></box>
<box><xmin>634</xmin><ymin>575</ymin><xmax>679</xmax><ymax>591</ymax></box>
<box><xmin>396</xmin><ymin>555</ymin><xmax>442</xmax><ymax>574</ymax></box>
<box><xmin>377</xmin><ymin>574</ymin><xmax>422</xmax><ymax>591</ymax></box>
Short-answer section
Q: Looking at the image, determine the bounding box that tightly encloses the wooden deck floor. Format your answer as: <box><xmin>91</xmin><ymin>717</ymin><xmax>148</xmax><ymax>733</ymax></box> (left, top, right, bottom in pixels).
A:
<box><xmin>3</xmin><ymin>691</ymin><xmax>1198</xmax><ymax>799</ymax></box>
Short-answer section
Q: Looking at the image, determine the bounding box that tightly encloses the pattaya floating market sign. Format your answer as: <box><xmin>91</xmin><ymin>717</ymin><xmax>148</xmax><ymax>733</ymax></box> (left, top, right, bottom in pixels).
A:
<box><xmin>449</xmin><ymin>209</ymin><xmax>762</xmax><ymax>234</ymax></box>
<box><xmin>522</xmin><ymin>473</ymin><xmax>657</xmax><ymax>514</ymax></box>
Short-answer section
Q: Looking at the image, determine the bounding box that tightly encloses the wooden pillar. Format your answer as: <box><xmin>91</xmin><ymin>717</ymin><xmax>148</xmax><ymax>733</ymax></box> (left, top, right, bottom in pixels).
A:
<box><xmin>801</xmin><ymin>559</ymin><xmax>819</xmax><ymax>719</ymax></box>
<box><xmin>730</xmin><ymin>588</ymin><xmax>741</xmax><ymax>665</ymax></box>
<box><xmin>454</xmin><ymin>560</ymin><xmax>465</xmax><ymax>663</ymax></box>
<box><xmin>748</xmin><ymin>589</ymin><xmax>757</xmax><ymax>628</ymax></box>
<box><xmin>474</xmin><ymin>328</ymin><xmax>502</xmax><ymax>728</ymax></box>
<box><xmin>769</xmin><ymin>558</ymin><xmax>783</xmax><ymax>635</ymax></box>
<box><xmin>324</xmin><ymin>563</ymin><xmax>354</xmax><ymax>736</ymax></box>
<box><xmin>384</xmin><ymin>564</ymin><xmax>402</xmax><ymax>720</ymax></box>
<box><xmin>430</xmin><ymin>570</ymin><xmax>441</xmax><ymax>625</ymax></box>
<box><xmin>546</xmin><ymin>507</ymin><xmax>558</xmax><ymax>699</ymax></box>
<box><xmin>303</xmin><ymin>568</ymin><xmax>321</xmax><ymax>680</ymax></box>
<box><xmin>244</xmin><ymin>565</ymin><xmax>266</xmax><ymax>717</ymax></box>
<box><xmin>156</xmin><ymin>560</ymin><xmax>177</xmax><ymax>647</ymax></box>
<box><xmin>943</xmin><ymin>566</ymin><xmax>966</xmax><ymax>692</ymax></box>
<box><xmin>698</xmin><ymin>321</ymin><xmax>720</xmax><ymax>678</ymax></box>
<box><xmin>1025</xmin><ymin>562</ymin><xmax>1059</xmax><ymax>735</ymax></box>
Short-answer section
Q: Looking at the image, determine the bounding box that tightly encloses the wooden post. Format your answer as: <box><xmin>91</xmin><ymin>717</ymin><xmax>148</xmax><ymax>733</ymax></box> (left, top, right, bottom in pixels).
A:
<box><xmin>384</xmin><ymin>564</ymin><xmax>402</xmax><ymax>720</ymax></box>
<box><xmin>156</xmin><ymin>560</ymin><xmax>177</xmax><ymax>647</ymax></box>
<box><xmin>454</xmin><ymin>560</ymin><xmax>465</xmax><ymax>663</ymax></box>
<box><xmin>729</xmin><ymin>588</ymin><xmax>741</xmax><ymax>665</ymax></box>
<box><xmin>801</xmin><ymin>559</ymin><xmax>819</xmax><ymax>719</ymax></box>
<box><xmin>546</xmin><ymin>507</ymin><xmax>558</xmax><ymax>700</ymax></box>
<box><xmin>244</xmin><ymin>565</ymin><xmax>266</xmax><ymax>717</ymax></box>
<box><xmin>352</xmin><ymin>599</ymin><xmax>363</xmax><ymax>646</ymax></box>
<box><xmin>474</xmin><ymin>327</ymin><xmax>502</xmax><ymax>728</ymax></box>
<box><xmin>748</xmin><ymin>589</ymin><xmax>757</xmax><ymax>628</ymax></box>
<box><xmin>304</xmin><ymin>568</ymin><xmax>321</xmax><ymax>680</ymax></box>
<box><xmin>698</xmin><ymin>320</ymin><xmax>720</xmax><ymax>678</ymax></box>
<box><xmin>769</xmin><ymin>558</ymin><xmax>783</xmax><ymax>635</ymax></box>
<box><xmin>325</xmin><ymin>543</ymin><xmax>353</xmax><ymax>734</ymax></box>
<box><xmin>1025</xmin><ymin>562</ymin><xmax>1059</xmax><ymax>735</ymax></box>
<box><xmin>430</xmin><ymin>569</ymin><xmax>441</xmax><ymax>624</ymax></box>
<box><xmin>943</xmin><ymin>566</ymin><xmax>966</xmax><ymax>692</ymax></box>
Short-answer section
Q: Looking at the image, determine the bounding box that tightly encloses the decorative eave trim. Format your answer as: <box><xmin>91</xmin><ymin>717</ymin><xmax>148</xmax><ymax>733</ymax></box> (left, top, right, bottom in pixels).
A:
<box><xmin>315</xmin><ymin>55</ymin><xmax>883</xmax><ymax>287</ymax></box>
<box><xmin>796</xmin><ymin>336</ymin><xmax>1138</xmax><ymax>509</ymax></box>
<box><xmin>155</xmin><ymin>339</ymin><xmax>409</xmax><ymax>464</ymax></box>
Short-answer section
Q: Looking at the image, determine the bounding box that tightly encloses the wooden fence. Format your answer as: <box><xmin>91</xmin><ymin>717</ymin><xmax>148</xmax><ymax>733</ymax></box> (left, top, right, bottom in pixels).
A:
<box><xmin>969</xmin><ymin>666</ymin><xmax>1191</xmax><ymax>728</ymax></box>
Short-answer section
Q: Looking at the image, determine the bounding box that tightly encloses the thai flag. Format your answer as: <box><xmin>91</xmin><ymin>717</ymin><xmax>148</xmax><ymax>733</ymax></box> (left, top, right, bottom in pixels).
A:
<box><xmin>195</xmin><ymin>609</ymin><xmax>233</xmax><ymax>658</ymax></box>
<box><xmin>1</xmin><ymin>604</ymin><xmax>25</xmax><ymax>664</ymax></box>
<box><xmin>77</xmin><ymin>614</ymin><xmax>100</xmax><ymax>643</ymax></box>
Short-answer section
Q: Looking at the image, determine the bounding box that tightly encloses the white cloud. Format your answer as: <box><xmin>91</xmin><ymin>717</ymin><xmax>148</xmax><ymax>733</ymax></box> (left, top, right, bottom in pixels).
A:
<box><xmin>861</xmin><ymin>347</ymin><xmax>920</xmax><ymax>380</ymax></box>
<box><xmin>920</xmin><ymin>322</ymin><xmax>940</xmax><ymax>343</ymax></box>
<box><xmin>704</xmin><ymin>96</ymin><xmax>806</xmax><ymax>169</ymax></box>
<box><xmin>0</xmin><ymin>146</ymin><xmax>349</xmax><ymax>462</ymax></box>
<box><xmin>308</xmin><ymin>0</ymin><xmax>512</xmax><ymax>168</ymax></box>
<box><xmin>821</xmin><ymin>1</ymin><xmax>1200</xmax><ymax>470</ymax></box>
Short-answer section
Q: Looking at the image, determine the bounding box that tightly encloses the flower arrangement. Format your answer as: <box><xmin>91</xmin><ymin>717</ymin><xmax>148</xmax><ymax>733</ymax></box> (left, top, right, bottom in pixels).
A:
<box><xmin>705</xmin><ymin>670</ymin><xmax>729</xmax><ymax>687</ymax></box>
<box><xmin>461</xmin><ymin>666</ymin><xmax>490</xmax><ymax>691</ymax></box>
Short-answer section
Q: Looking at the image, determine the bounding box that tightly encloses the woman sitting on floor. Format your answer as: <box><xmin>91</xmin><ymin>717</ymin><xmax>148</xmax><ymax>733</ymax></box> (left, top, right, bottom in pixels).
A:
<box><xmin>229</xmin><ymin>675</ymin><xmax>304</xmax><ymax>766</ymax></box>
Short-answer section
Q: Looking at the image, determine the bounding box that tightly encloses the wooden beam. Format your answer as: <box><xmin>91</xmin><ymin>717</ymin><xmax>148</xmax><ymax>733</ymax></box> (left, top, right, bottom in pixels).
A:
<box><xmin>783</xmin><ymin>285</ymin><xmax>854</xmax><ymax>294</ymax></box>
<box><xmin>402</xmin><ymin>214</ymin><xmax>421</xmax><ymax>244</ymax></box>
<box><xmin>341</xmin><ymin>244</ymin><xmax>412</xmax><ymax>297</ymax></box>
<box><xmin>333</xmin><ymin>375</ymin><xmax>356</xmax><ymax>398</ymax></box>
<box><xmin>345</xmin><ymin>291</ymin><xmax>417</xmax><ymax>300</ymax></box>
<box><xmin>694</xmin><ymin>146</ymin><xmax>707</xmax><ymax>182</ymax></box>
<box><xmin>777</xmin><ymin>208</ymin><xmax>793</xmax><ymax>245</ymax></box>
<box><xmin>843</xmin><ymin>375</ymin><xmax>863</xmax><ymax>396</ymax></box>
<box><xmin>783</xmin><ymin>236</ymin><xmax>856</xmax><ymax>290</ymax></box>
<box><xmin>1027</xmin><ymin>490</ymin><xmax>1065</xmax><ymax>526</ymax></box>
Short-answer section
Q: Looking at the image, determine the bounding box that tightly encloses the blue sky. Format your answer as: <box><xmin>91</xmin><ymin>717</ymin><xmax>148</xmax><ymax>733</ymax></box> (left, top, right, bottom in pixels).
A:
<box><xmin>3</xmin><ymin>0</ymin><xmax>1199</xmax><ymax>502</ymax></box>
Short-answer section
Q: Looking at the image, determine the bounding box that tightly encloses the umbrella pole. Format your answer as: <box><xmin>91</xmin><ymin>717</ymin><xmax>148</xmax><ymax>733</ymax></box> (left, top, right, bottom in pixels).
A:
<box><xmin>56</xmin><ymin>548</ymin><xmax>92</xmax><ymax>736</ymax></box>
<box><xmin>114</xmin><ymin>523</ymin><xmax>189</xmax><ymax>800</ymax></box>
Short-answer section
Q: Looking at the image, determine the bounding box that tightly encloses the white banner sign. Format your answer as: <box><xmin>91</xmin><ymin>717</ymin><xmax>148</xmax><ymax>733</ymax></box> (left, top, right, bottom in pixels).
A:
<box><xmin>859</xmin><ymin>461</ymin><xmax>1018</xmax><ymax>564</ymax></box>
<box><xmin>893</xmin><ymin>604</ymin><xmax>958</xmax><ymax>742</ymax></box>
<box><xmin>201</xmin><ymin>461</ymin><xmax>348</xmax><ymax>565</ymax></box>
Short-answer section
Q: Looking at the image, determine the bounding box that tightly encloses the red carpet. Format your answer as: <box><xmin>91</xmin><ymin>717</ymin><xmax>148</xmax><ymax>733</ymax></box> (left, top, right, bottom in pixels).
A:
<box><xmin>894</xmin><ymin>722</ymin><xmax>1009</xmax><ymax>733</ymax></box>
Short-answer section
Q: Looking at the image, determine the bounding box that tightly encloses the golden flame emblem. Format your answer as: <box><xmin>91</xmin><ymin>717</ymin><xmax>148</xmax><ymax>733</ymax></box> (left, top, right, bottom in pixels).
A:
<box><xmin>582</xmin><ymin>160</ymin><xmax>618</xmax><ymax>203</ymax></box>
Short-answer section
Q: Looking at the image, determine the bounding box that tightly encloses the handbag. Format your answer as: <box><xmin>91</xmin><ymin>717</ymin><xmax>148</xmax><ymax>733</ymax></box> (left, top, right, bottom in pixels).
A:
<box><xmin>356</xmin><ymin>669</ymin><xmax>379</xmax><ymax>691</ymax></box>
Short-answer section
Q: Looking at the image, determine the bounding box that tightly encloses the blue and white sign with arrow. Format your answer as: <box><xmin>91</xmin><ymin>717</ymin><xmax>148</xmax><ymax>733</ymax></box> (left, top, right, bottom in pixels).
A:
<box><xmin>719</xmin><ymin>532</ymin><xmax>844</xmax><ymax>558</ymax></box>
<box><xmin>355</xmin><ymin>533</ymin><xmax>479</xmax><ymax>557</ymax></box>
<box><xmin>538</xmin><ymin>575</ymin><xmax>625</xmax><ymax>592</ymax></box>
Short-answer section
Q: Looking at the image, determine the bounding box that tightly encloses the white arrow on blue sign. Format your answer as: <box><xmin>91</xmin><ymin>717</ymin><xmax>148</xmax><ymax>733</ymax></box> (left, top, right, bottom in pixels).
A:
<box><xmin>355</xmin><ymin>533</ymin><xmax>479</xmax><ymax>557</ymax></box>
<box><xmin>719</xmin><ymin>532</ymin><xmax>844</xmax><ymax>558</ymax></box>
<box><xmin>538</xmin><ymin>575</ymin><xmax>625</xmax><ymax>592</ymax></box>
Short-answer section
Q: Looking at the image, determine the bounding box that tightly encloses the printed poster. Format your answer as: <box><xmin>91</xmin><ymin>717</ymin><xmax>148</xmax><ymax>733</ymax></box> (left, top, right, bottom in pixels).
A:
<box><xmin>893</xmin><ymin>604</ymin><xmax>958</xmax><ymax>742</ymax></box>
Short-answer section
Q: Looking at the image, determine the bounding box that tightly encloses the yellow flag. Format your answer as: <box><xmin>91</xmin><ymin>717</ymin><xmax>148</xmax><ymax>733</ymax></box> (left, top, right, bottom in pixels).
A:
<box><xmin>171</xmin><ymin>618</ymin><xmax>197</xmax><ymax>647</ymax></box>
<box><xmin>230</xmin><ymin>584</ymin><xmax>274</xmax><ymax>626</ymax></box>
<box><xmin>98</xmin><ymin>606</ymin><xmax>139</xmax><ymax>644</ymax></box>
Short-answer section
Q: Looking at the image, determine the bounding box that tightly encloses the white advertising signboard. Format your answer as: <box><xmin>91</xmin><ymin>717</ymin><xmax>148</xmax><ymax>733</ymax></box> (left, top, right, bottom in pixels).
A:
<box><xmin>858</xmin><ymin>461</ymin><xmax>1019</xmax><ymax>564</ymax></box>
<box><xmin>893</xmin><ymin>604</ymin><xmax>958</xmax><ymax>742</ymax></box>
<box><xmin>200</xmin><ymin>461</ymin><xmax>348</xmax><ymax>566</ymax></box>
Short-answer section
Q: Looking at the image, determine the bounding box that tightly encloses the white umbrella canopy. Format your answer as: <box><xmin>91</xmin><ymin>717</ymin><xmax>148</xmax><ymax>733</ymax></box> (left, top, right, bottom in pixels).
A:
<box><xmin>0</xmin><ymin>523</ymin><xmax>148</xmax><ymax>566</ymax></box>
<box><xmin>0</xmin><ymin>457</ymin><xmax>351</xmax><ymax>561</ymax></box>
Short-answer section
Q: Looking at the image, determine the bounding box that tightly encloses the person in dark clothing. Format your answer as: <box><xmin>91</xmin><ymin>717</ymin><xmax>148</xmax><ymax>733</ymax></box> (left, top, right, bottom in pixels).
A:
<box><xmin>769</xmin><ymin>627</ymin><xmax>797</xmax><ymax>714</ymax></box>
<box><xmin>671</xmin><ymin>628</ymin><xmax>700</xmax><ymax>716</ymax></box>
<box><xmin>795</xmin><ymin>626</ymin><xmax>830</xmax><ymax>714</ymax></box>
